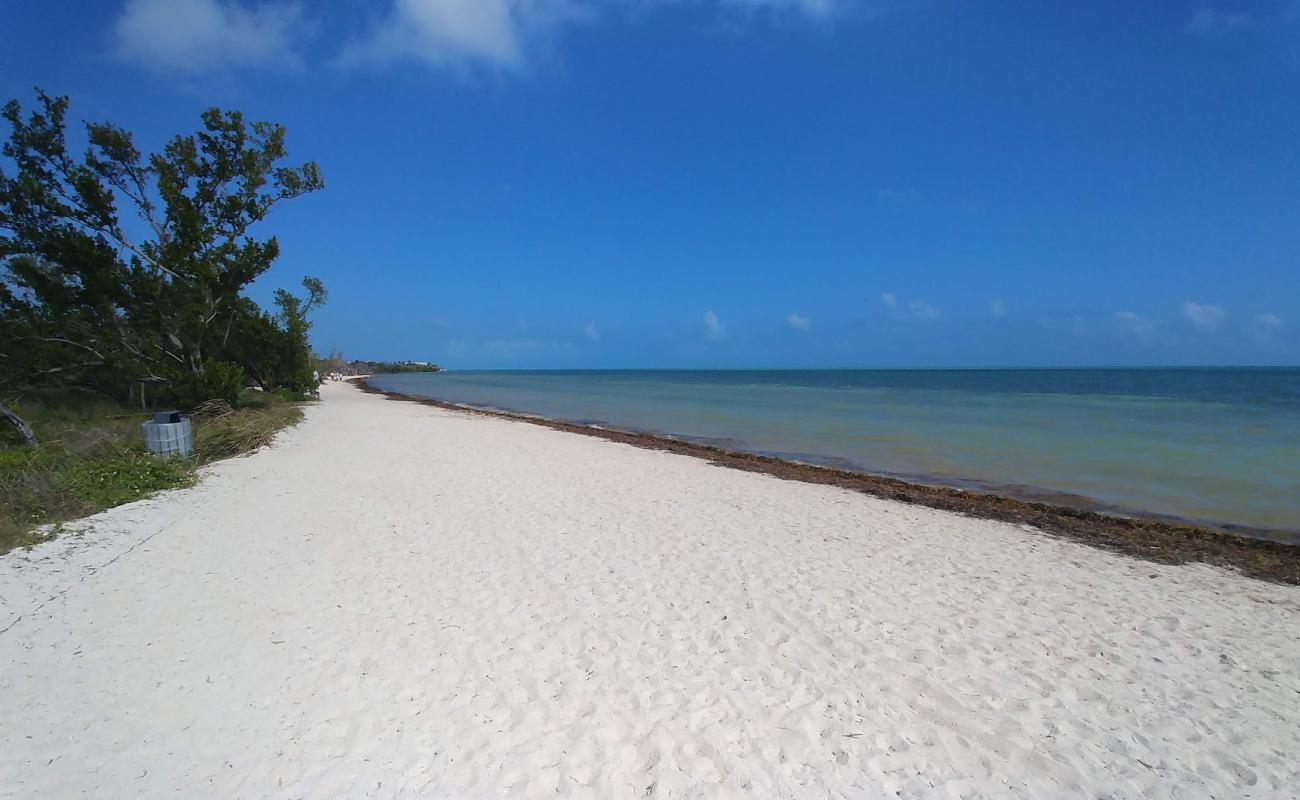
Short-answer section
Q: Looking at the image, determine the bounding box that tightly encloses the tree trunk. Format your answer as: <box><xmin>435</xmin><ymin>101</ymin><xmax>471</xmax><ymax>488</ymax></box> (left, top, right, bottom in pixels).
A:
<box><xmin>0</xmin><ymin>401</ymin><xmax>38</xmax><ymax>446</ymax></box>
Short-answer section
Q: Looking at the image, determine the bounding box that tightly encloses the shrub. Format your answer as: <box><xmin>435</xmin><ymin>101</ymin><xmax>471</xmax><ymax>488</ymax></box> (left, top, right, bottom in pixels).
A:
<box><xmin>162</xmin><ymin>360</ymin><xmax>244</xmax><ymax>411</ymax></box>
<box><xmin>1</xmin><ymin>388</ymin><xmax>303</xmax><ymax>554</ymax></box>
<box><xmin>192</xmin><ymin>399</ymin><xmax>303</xmax><ymax>464</ymax></box>
<box><xmin>60</xmin><ymin>450</ymin><xmax>194</xmax><ymax>509</ymax></box>
<box><xmin>272</xmin><ymin>387</ymin><xmax>311</xmax><ymax>402</ymax></box>
<box><xmin>0</xmin><ymin>440</ymin><xmax>193</xmax><ymax>552</ymax></box>
<box><xmin>236</xmin><ymin>388</ymin><xmax>273</xmax><ymax>409</ymax></box>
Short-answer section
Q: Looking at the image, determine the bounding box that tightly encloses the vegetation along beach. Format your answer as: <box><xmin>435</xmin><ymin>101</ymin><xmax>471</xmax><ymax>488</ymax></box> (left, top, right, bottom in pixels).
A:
<box><xmin>3</xmin><ymin>2</ymin><xmax>1299</xmax><ymax>798</ymax></box>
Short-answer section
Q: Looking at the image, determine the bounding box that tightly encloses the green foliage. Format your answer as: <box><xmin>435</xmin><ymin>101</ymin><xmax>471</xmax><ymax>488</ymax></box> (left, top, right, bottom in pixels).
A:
<box><xmin>191</xmin><ymin>399</ymin><xmax>303</xmax><ymax>464</ymax></box>
<box><xmin>0</xmin><ymin>90</ymin><xmax>325</xmax><ymax>434</ymax></box>
<box><xmin>273</xmin><ymin>387</ymin><xmax>312</xmax><ymax>402</ymax></box>
<box><xmin>59</xmin><ymin>451</ymin><xmax>193</xmax><ymax>509</ymax></box>
<box><xmin>235</xmin><ymin>388</ymin><xmax>274</xmax><ymax>409</ymax></box>
<box><xmin>224</xmin><ymin>278</ymin><xmax>326</xmax><ymax>394</ymax></box>
<box><xmin>385</xmin><ymin>362</ymin><xmax>441</xmax><ymax>373</ymax></box>
<box><xmin>339</xmin><ymin>360</ymin><xmax>441</xmax><ymax>375</ymax></box>
<box><xmin>161</xmin><ymin>359</ymin><xmax>243</xmax><ymax>411</ymax></box>
<box><xmin>0</xmin><ymin>391</ymin><xmax>136</xmax><ymax>450</ymax></box>
<box><xmin>272</xmin><ymin>277</ymin><xmax>327</xmax><ymax>393</ymax></box>
<box><xmin>0</xmin><ymin>406</ymin><xmax>194</xmax><ymax>554</ymax></box>
<box><xmin>0</xmin><ymin>92</ymin><xmax>329</xmax><ymax>547</ymax></box>
<box><xmin>0</xmin><ymin>388</ymin><xmax>303</xmax><ymax>554</ymax></box>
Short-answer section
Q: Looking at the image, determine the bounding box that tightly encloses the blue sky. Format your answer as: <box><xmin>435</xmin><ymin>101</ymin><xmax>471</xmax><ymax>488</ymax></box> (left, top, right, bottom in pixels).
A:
<box><xmin>3</xmin><ymin>0</ymin><xmax>1298</xmax><ymax>368</ymax></box>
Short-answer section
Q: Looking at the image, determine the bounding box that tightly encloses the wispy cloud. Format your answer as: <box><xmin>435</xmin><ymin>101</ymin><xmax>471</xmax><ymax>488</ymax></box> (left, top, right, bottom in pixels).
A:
<box><xmin>1253</xmin><ymin>312</ymin><xmax>1283</xmax><ymax>330</ymax></box>
<box><xmin>338</xmin><ymin>0</ymin><xmax>588</xmax><ymax>73</ymax></box>
<box><xmin>583</xmin><ymin>322</ymin><xmax>600</xmax><ymax>340</ymax></box>
<box><xmin>703</xmin><ymin>310</ymin><xmax>726</xmax><ymax>339</ymax></box>
<box><xmin>880</xmin><ymin>291</ymin><xmax>939</xmax><ymax>321</ymax></box>
<box><xmin>1114</xmin><ymin>310</ymin><xmax>1157</xmax><ymax>337</ymax></box>
<box><xmin>115</xmin><ymin>0</ymin><xmax>862</xmax><ymax>79</ymax></box>
<box><xmin>717</xmin><ymin>0</ymin><xmax>847</xmax><ymax>22</ymax></box>
<box><xmin>908</xmin><ymin>299</ymin><xmax>939</xmax><ymax>320</ymax></box>
<box><xmin>786</xmin><ymin>313</ymin><xmax>811</xmax><ymax>330</ymax></box>
<box><xmin>724</xmin><ymin>0</ymin><xmax>846</xmax><ymax>20</ymax></box>
<box><xmin>338</xmin><ymin>0</ymin><xmax>852</xmax><ymax>74</ymax></box>
<box><xmin>114</xmin><ymin>0</ymin><xmax>309</xmax><ymax>74</ymax></box>
<box><xmin>1186</xmin><ymin>6</ymin><xmax>1254</xmax><ymax>35</ymax></box>
<box><xmin>1182</xmin><ymin>300</ymin><xmax>1226</xmax><ymax>331</ymax></box>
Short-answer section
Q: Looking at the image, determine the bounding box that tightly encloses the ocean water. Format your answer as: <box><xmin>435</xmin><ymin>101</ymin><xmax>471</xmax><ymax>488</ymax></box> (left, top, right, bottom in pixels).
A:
<box><xmin>367</xmin><ymin>369</ymin><xmax>1300</xmax><ymax>538</ymax></box>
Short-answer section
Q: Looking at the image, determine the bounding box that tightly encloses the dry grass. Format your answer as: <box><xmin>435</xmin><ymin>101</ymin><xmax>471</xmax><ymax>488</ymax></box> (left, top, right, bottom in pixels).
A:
<box><xmin>0</xmin><ymin>390</ymin><xmax>305</xmax><ymax>555</ymax></box>
<box><xmin>191</xmin><ymin>399</ymin><xmax>304</xmax><ymax>464</ymax></box>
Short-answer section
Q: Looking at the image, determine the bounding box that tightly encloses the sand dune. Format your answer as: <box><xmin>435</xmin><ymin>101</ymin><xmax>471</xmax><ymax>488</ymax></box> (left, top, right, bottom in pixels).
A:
<box><xmin>2</xmin><ymin>381</ymin><xmax>1298</xmax><ymax>798</ymax></box>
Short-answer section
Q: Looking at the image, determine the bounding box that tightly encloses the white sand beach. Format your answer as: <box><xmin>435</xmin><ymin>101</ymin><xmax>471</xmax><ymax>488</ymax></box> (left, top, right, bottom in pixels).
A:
<box><xmin>2</xmin><ymin>380</ymin><xmax>1298</xmax><ymax>799</ymax></box>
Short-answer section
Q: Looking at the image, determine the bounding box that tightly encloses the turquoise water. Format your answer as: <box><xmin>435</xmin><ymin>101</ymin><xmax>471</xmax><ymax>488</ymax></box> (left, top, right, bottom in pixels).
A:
<box><xmin>368</xmin><ymin>369</ymin><xmax>1300</xmax><ymax>537</ymax></box>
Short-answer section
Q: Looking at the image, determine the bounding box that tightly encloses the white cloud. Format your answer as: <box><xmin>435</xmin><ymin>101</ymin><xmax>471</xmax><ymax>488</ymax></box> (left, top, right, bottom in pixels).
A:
<box><xmin>908</xmin><ymin>299</ymin><xmax>939</xmax><ymax>321</ymax></box>
<box><xmin>114</xmin><ymin>0</ymin><xmax>860</xmax><ymax>78</ymax></box>
<box><xmin>114</xmin><ymin>0</ymin><xmax>308</xmax><ymax>74</ymax></box>
<box><xmin>786</xmin><ymin>313</ymin><xmax>811</xmax><ymax>330</ymax></box>
<box><xmin>1114</xmin><ymin>311</ymin><xmax>1157</xmax><ymax>337</ymax></box>
<box><xmin>114</xmin><ymin>0</ymin><xmax>866</xmax><ymax>79</ymax></box>
<box><xmin>339</xmin><ymin>0</ymin><xmax>848</xmax><ymax>73</ymax></box>
<box><xmin>1253</xmin><ymin>312</ymin><xmax>1283</xmax><ymax>330</ymax></box>
<box><xmin>723</xmin><ymin>0</ymin><xmax>843</xmax><ymax>19</ymax></box>
<box><xmin>989</xmin><ymin>298</ymin><xmax>1006</xmax><ymax>318</ymax></box>
<box><xmin>1182</xmin><ymin>300</ymin><xmax>1226</xmax><ymax>331</ymax></box>
<box><xmin>703</xmin><ymin>310</ymin><xmax>726</xmax><ymax>339</ymax></box>
<box><xmin>880</xmin><ymin>291</ymin><xmax>938</xmax><ymax>321</ymax></box>
<box><xmin>1187</xmin><ymin>7</ymin><xmax>1254</xmax><ymax>35</ymax></box>
<box><xmin>583</xmin><ymin>322</ymin><xmax>600</xmax><ymax>340</ymax></box>
<box><xmin>342</xmin><ymin>0</ymin><xmax>530</xmax><ymax>71</ymax></box>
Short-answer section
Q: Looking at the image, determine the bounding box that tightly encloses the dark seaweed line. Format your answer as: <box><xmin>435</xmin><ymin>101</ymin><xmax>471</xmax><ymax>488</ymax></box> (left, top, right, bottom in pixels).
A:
<box><xmin>354</xmin><ymin>379</ymin><xmax>1300</xmax><ymax>586</ymax></box>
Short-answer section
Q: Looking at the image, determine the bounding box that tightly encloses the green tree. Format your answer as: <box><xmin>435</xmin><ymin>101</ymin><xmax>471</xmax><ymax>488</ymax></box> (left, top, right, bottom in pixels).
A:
<box><xmin>272</xmin><ymin>276</ymin><xmax>328</xmax><ymax>394</ymax></box>
<box><xmin>224</xmin><ymin>277</ymin><xmax>327</xmax><ymax>394</ymax></box>
<box><xmin>0</xmin><ymin>90</ymin><xmax>323</xmax><ymax>438</ymax></box>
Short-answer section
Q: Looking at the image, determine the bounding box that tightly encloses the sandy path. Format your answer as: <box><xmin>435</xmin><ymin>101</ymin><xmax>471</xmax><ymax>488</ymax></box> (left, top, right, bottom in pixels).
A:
<box><xmin>2</xmin><ymin>381</ymin><xmax>1298</xmax><ymax>799</ymax></box>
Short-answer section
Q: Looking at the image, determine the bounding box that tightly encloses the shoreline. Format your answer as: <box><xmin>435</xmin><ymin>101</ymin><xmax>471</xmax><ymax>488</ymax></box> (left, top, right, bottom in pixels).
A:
<box><xmin>355</xmin><ymin>377</ymin><xmax>1300</xmax><ymax>585</ymax></box>
<box><xmin>6</xmin><ymin>380</ymin><xmax>1299</xmax><ymax>797</ymax></box>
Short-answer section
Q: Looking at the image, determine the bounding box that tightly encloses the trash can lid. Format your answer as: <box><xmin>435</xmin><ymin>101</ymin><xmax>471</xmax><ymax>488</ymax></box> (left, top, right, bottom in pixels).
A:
<box><xmin>153</xmin><ymin>410</ymin><xmax>183</xmax><ymax>424</ymax></box>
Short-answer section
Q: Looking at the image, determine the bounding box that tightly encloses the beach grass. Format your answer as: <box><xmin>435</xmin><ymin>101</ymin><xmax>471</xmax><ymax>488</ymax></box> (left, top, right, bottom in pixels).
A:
<box><xmin>0</xmin><ymin>389</ymin><xmax>304</xmax><ymax>554</ymax></box>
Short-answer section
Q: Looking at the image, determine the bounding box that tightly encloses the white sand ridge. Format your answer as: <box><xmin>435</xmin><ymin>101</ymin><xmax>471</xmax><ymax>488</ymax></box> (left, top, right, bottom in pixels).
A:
<box><xmin>2</xmin><ymin>380</ymin><xmax>1298</xmax><ymax>798</ymax></box>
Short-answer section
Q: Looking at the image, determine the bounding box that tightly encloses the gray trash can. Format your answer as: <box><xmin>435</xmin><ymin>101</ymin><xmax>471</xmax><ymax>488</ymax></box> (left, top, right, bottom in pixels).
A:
<box><xmin>142</xmin><ymin>411</ymin><xmax>193</xmax><ymax>456</ymax></box>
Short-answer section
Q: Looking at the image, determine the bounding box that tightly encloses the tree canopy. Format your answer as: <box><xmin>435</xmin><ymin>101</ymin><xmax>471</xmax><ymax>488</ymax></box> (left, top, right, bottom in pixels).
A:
<box><xmin>0</xmin><ymin>90</ymin><xmax>326</xmax><ymax>442</ymax></box>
